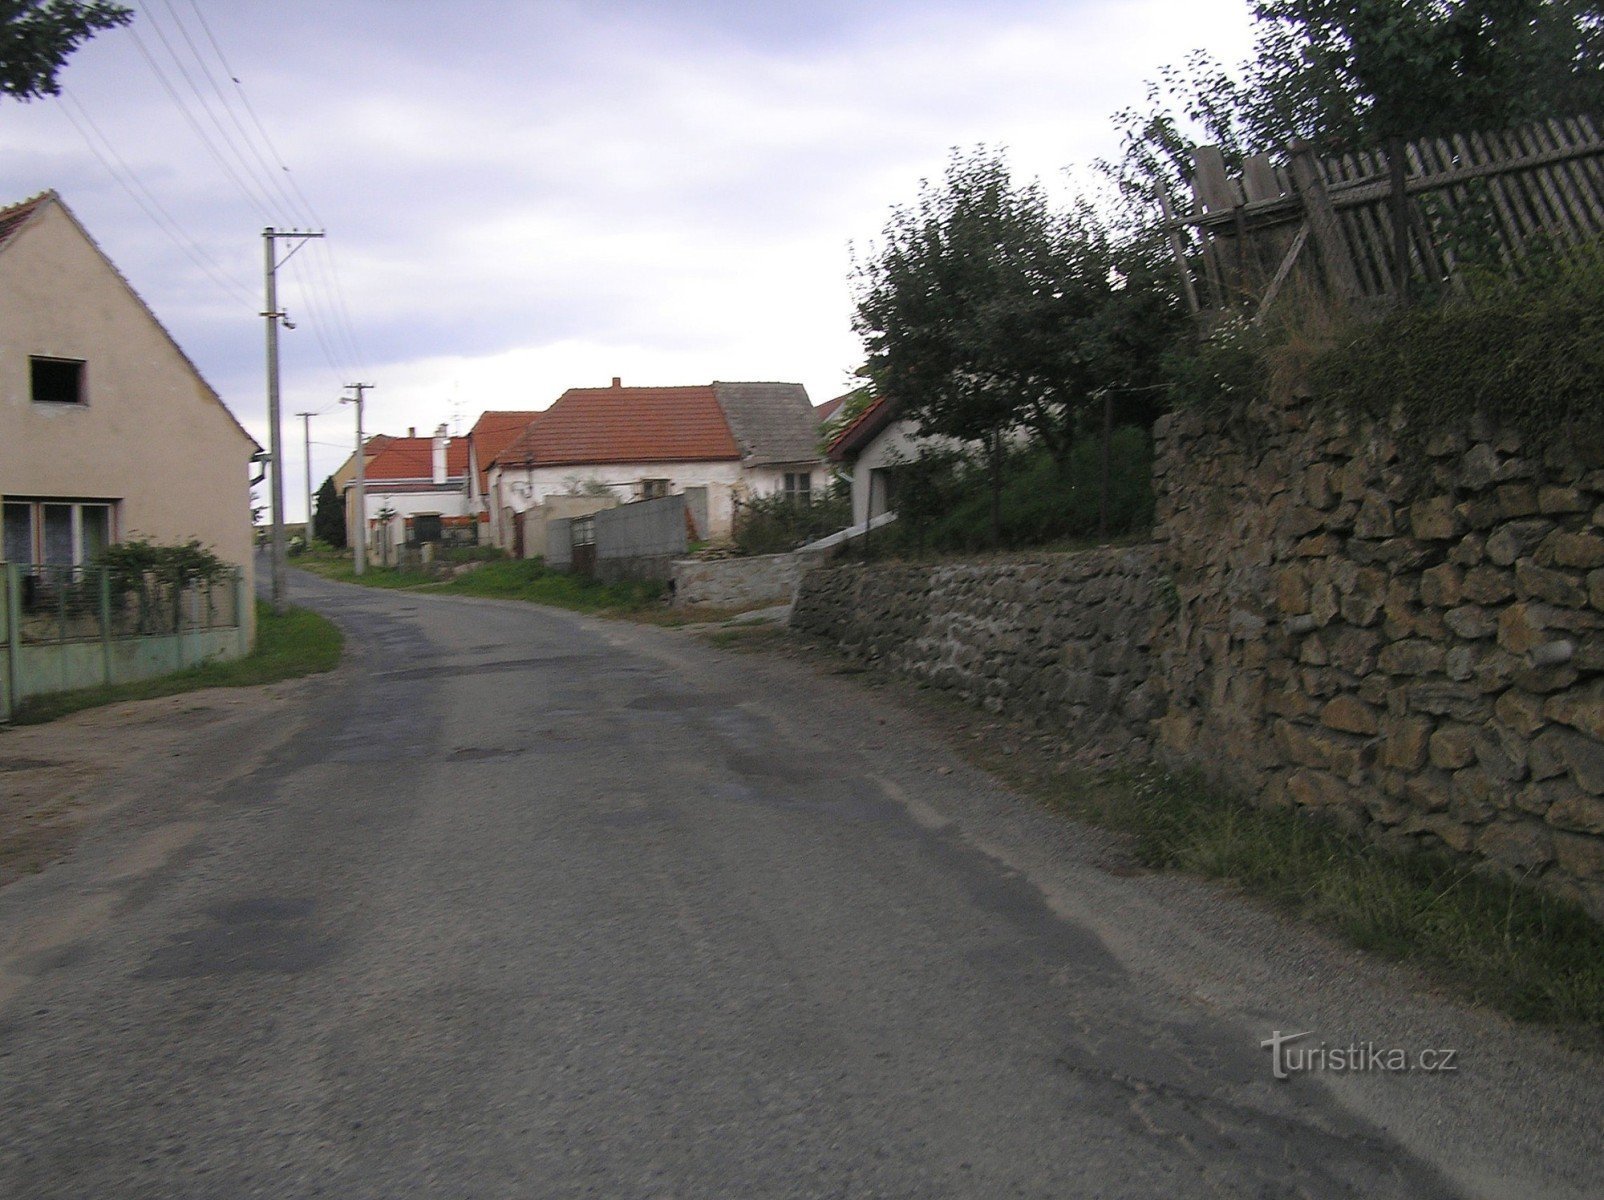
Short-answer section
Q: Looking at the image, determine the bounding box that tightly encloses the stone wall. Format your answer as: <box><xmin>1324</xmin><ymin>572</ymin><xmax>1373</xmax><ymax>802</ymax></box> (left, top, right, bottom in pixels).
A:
<box><xmin>672</xmin><ymin>551</ymin><xmax>810</xmax><ymax>609</ymax></box>
<box><xmin>1154</xmin><ymin>393</ymin><xmax>1604</xmax><ymax>912</ymax></box>
<box><xmin>791</xmin><ymin>389</ymin><xmax>1604</xmax><ymax>914</ymax></box>
<box><xmin>791</xmin><ymin>546</ymin><xmax>1168</xmax><ymax>762</ymax></box>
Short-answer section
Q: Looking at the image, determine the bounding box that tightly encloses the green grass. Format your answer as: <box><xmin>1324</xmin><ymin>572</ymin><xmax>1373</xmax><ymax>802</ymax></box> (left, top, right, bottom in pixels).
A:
<box><xmin>296</xmin><ymin>553</ymin><xmax>668</xmax><ymax>615</ymax></box>
<box><xmin>12</xmin><ymin>602</ymin><xmax>343</xmax><ymax>725</ymax></box>
<box><xmin>992</xmin><ymin>758</ymin><xmax>1604</xmax><ymax>1034</ymax></box>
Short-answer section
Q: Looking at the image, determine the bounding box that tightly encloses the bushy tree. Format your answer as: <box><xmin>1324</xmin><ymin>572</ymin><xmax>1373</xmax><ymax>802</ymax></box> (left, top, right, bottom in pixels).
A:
<box><xmin>313</xmin><ymin>475</ymin><xmax>345</xmax><ymax>548</ymax></box>
<box><xmin>0</xmin><ymin>1</ymin><xmax>131</xmax><ymax>100</ymax></box>
<box><xmin>853</xmin><ymin>148</ymin><xmax>1184</xmax><ymax>541</ymax></box>
<box><xmin>1107</xmin><ymin>0</ymin><xmax>1604</xmax><ymax>220</ymax></box>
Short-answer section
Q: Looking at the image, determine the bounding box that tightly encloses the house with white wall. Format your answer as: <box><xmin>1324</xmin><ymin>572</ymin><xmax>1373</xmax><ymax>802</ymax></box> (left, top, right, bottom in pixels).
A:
<box><xmin>0</xmin><ymin>191</ymin><xmax>259</xmax><ymax>635</ymax></box>
<box><xmin>347</xmin><ymin>425</ymin><xmax>471</xmax><ymax>564</ymax></box>
<box><xmin>484</xmin><ymin>379</ymin><xmax>824</xmax><ymax>548</ymax></box>
<box><xmin>826</xmin><ymin>395</ymin><xmax>973</xmax><ymax>529</ymax></box>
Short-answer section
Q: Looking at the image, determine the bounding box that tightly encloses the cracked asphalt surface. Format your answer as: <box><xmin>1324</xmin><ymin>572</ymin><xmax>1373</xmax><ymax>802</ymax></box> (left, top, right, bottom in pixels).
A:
<box><xmin>0</xmin><ymin>569</ymin><xmax>1599</xmax><ymax>1197</ymax></box>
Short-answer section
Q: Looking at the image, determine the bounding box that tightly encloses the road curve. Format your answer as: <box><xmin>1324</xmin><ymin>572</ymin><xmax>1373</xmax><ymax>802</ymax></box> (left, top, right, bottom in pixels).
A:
<box><xmin>0</xmin><ymin>569</ymin><xmax>1590</xmax><ymax>1198</ymax></box>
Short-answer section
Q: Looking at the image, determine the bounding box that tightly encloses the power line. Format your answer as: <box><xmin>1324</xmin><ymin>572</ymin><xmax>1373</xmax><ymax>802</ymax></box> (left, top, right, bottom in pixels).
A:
<box><xmin>58</xmin><ymin>91</ymin><xmax>258</xmax><ymax>307</ymax></box>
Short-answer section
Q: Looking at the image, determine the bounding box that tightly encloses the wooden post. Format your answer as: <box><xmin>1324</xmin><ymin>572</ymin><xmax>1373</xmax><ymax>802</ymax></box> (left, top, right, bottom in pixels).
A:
<box><xmin>1098</xmin><ymin>389</ymin><xmax>1112</xmax><ymax>540</ymax></box>
<box><xmin>1388</xmin><ymin>134</ymin><xmax>1411</xmax><ymax>305</ymax></box>
<box><xmin>1155</xmin><ymin>188</ymin><xmax>1201</xmax><ymax>316</ymax></box>
<box><xmin>1289</xmin><ymin>140</ymin><xmax>1363</xmax><ymax>303</ymax></box>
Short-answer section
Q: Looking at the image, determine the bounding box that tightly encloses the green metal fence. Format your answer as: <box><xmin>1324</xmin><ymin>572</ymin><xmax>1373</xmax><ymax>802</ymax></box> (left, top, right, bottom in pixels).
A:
<box><xmin>2</xmin><ymin>563</ymin><xmax>248</xmax><ymax>721</ymax></box>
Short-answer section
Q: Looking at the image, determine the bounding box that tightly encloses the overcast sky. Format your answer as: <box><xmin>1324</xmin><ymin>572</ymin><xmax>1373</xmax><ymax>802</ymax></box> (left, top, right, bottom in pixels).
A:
<box><xmin>0</xmin><ymin>0</ymin><xmax>1254</xmax><ymax>521</ymax></box>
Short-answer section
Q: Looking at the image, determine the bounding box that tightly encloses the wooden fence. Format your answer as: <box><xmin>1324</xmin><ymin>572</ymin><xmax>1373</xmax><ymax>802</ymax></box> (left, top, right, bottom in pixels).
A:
<box><xmin>1172</xmin><ymin>114</ymin><xmax>1604</xmax><ymax>320</ymax></box>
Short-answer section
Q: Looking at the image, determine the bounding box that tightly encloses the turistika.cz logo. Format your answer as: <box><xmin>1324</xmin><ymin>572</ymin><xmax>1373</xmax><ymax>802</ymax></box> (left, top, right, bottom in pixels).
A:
<box><xmin>1260</xmin><ymin>1030</ymin><xmax>1459</xmax><ymax>1080</ymax></box>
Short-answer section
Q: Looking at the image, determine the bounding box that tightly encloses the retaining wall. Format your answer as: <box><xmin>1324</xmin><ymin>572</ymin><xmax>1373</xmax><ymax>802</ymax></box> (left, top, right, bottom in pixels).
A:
<box><xmin>792</xmin><ymin>390</ymin><xmax>1604</xmax><ymax>915</ymax></box>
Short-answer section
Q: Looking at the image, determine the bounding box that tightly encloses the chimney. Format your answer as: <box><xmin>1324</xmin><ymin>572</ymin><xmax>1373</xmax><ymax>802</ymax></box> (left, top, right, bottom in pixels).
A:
<box><xmin>408</xmin><ymin>426</ymin><xmax>416</xmax><ymax>438</ymax></box>
<box><xmin>611</xmin><ymin>376</ymin><xmax>621</xmax><ymax>388</ymax></box>
<box><xmin>432</xmin><ymin>424</ymin><xmax>449</xmax><ymax>484</ymax></box>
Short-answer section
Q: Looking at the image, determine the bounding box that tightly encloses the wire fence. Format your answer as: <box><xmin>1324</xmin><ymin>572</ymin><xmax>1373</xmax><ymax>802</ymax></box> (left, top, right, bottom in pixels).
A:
<box><xmin>8</xmin><ymin>564</ymin><xmax>243</xmax><ymax>646</ymax></box>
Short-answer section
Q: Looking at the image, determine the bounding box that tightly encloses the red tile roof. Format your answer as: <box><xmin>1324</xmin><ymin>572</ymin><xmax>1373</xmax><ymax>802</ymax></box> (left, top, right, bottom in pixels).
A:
<box><xmin>494</xmin><ymin>384</ymin><xmax>740</xmax><ymax>468</ymax></box>
<box><xmin>0</xmin><ymin>192</ymin><xmax>50</xmax><ymax>250</ymax></box>
<box><xmin>826</xmin><ymin>395</ymin><xmax>898</xmax><ymax>461</ymax></box>
<box><xmin>468</xmin><ymin>410</ymin><xmax>542</xmax><ymax>490</ymax></box>
<box><xmin>813</xmin><ymin>394</ymin><xmax>848</xmax><ymax>424</ymax></box>
<box><xmin>364</xmin><ymin>435</ymin><xmax>471</xmax><ymax>482</ymax></box>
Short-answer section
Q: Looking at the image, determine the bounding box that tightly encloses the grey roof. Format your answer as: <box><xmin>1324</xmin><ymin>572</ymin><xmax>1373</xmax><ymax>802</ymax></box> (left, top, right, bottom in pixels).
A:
<box><xmin>711</xmin><ymin>382</ymin><xmax>822</xmax><ymax>467</ymax></box>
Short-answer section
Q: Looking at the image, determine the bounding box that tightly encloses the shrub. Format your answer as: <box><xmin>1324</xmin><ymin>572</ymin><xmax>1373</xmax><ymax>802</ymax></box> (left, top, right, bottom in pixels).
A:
<box><xmin>732</xmin><ymin>488</ymin><xmax>852</xmax><ymax>555</ymax></box>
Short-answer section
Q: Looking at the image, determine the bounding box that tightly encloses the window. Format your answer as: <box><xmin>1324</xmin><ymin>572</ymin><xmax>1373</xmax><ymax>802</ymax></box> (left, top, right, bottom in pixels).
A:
<box><xmin>0</xmin><ymin>500</ymin><xmax>116</xmax><ymax>565</ymax></box>
<box><xmin>783</xmin><ymin>471</ymin><xmax>812</xmax><ymax>505</ymax></box>
<box><xmin>31</xmin><ymin>357</ymin><xmax>85</xmax><ymax>405</ymax></box>
<box><xmin>639</xmin><ymin>478</ymin><xmax>670</xmax><ymax>501</ymax></box>
<box><xmin>412</xmin><ymin>513</ymin><xmax>443</xmax><ymax>544</ymax></box>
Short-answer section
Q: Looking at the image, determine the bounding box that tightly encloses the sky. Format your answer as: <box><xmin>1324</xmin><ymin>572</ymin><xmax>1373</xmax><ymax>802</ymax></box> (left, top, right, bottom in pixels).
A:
<box><xmin>0</xmin><ymin>0</ymin><xmax>1255</xmax><ymax>522</ymax></box>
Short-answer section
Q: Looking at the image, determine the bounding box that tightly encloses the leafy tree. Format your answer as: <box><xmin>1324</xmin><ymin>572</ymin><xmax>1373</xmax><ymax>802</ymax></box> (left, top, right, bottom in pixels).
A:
<box><xmin>313</xmin><ymin>475</ymin><xmax>345</xmax><ymax>548</ymax></box>
<box><xmin>1107</xmin><ymin>1</ymin><xmax>1604</xmax><ymax>223</ymax></box>
<box><xmin>0</xmin><ymin>1</ymin><xmax>131</xmax><ymax>100</ymax></box>
<box><xmin>854</xmin><ymin>148</ymin><xmax>1185</xmax><ymax>542</ymax></box>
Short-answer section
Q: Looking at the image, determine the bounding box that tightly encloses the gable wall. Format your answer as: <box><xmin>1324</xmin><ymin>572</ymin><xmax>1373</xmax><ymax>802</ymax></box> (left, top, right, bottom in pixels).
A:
<box><xmin>0</xmin><ymin>203</ymin><xmax>257</xmax><ymax>601</ymax></box>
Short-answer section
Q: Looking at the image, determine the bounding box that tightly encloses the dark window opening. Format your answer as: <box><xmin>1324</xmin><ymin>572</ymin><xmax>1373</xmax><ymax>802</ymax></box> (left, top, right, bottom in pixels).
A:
<box><xmin>784</xmin><ymin>471</ymin><xmax>812</xmax><ymax>505</ymax></box>
<box><xmin>31</xmin><ymin>357</ymin><xmax>85</xmax><ymax>405</ymax></box>
<box><xmin>640</xmin><ymin>478</ymin><xmax>670</xmax><ymax>501</ymax></box>
<box><xmin>412</xmin><ymin>514</ymin><xmax>443</xmax><ymax>544</ymax></box>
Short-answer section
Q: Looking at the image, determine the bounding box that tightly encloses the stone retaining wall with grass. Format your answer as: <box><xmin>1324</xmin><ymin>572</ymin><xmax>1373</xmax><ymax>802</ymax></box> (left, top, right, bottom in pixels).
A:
<box><xmin>793</xmin><ymin>389</ymin><xmax>1604</xmax><ymax>916</ymax></box>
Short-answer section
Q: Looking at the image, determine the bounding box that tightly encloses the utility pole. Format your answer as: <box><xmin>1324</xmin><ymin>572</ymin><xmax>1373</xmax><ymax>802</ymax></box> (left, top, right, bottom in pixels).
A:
<box><xmin>296</xmin><ymin>411</ymin><xmax>315</xmax><ymax>546</ymax></box>
<box><xmin>263</xmin><ymin>226</ymin><xmax>324</xmax><ymax>614</ymax></box>
<box><xmin>341</xmin><ymin>382</ymin><xmax>375</xmax><ymax>576</ymax></box>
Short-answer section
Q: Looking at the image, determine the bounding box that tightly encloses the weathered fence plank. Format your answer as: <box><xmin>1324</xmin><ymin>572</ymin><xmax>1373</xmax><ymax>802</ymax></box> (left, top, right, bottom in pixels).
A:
<box><xmin>1175</xmin><ymin>114</ymin><xmax>1604</xmax><ymax>316</ymax></box>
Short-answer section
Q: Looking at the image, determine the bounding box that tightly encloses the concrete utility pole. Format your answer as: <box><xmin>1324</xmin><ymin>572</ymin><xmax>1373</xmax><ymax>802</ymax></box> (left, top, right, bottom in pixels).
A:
<box><xmin>297</xmin><ymin>411</ymin><xmax>316</xmax><ymax>546</ymax></box>
<box><xmin>341</xmin><ymin>382</ymin><xmax>375</xmax><ymax>576</ymax></box>
<box><xmin>263</xmin><ymin>226</ymin><xmax>324</xmax><ymax>614</ymax></box>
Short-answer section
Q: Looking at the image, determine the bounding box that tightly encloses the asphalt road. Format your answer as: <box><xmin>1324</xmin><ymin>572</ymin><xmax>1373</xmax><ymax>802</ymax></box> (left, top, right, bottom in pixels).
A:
<box><xmin>1</xmin><ymin>570</ymin><xmax>1599</xmax><ymax>1198</ymax></box>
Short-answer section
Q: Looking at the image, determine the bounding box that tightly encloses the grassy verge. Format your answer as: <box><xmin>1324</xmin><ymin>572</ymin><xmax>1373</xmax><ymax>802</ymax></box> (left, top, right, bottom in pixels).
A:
<box><xmin>975</xmin><ymin>752</ymin><xmax>1604</xmax><ymax>1036</ymax></box>
<box><xmin>11</xmin><ymin>602</ymin><xmax>343</xmax><ymax>725</ymax></box>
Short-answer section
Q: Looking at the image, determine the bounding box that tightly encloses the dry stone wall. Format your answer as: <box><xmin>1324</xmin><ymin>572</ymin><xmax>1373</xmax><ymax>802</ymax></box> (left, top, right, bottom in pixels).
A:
<box><xmin>791</xmin><ymin>547</ymin><xmax>1168</xmax><ymax>763</ymax></box>
<box><xmin>1154</xmin><ymin>392</ymin><xmax>1604</xmax><ymax>914</ymax></box>
<box><xmin>792</xmin><ymin>387</ymin><xmax>1604</xmax><ymax>915</ymax></box>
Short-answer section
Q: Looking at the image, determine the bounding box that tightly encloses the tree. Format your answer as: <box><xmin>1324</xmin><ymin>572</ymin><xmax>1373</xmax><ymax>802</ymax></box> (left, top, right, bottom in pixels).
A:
<box><xmin>1107</xmin><ymin>1</ymin><xmax>1604</xmax><ymax>224</ymax></box>
<box><xmin>853</xmin><ymin>148</ymin><xmax>1185</xmax><ymax>542</ymax></box>
<box><xmin>313</xmin><ymin>475</ymin><xmax>346</xmax><ymax>548</ymax></box>
<box><xmin>0</xmin><ymin>1</ymin><xmax>131</xmax><ymax>101</ymax></box>
<box><xmin>1245</xmin><ymin>0</ymin><xmax>1604</xmax><ymax>148</ymax></box>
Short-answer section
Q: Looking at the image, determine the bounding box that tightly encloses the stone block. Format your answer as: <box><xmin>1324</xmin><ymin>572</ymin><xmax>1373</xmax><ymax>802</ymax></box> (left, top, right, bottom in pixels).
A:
<box><xmin>1404</xmin><ymin>771</ymin><xmax>1453</xmax><ymax>813</ymax></box>
<box><xmin>1553</xmin><ymin>830</ymin><xmax>1604</xmax><ymax>877</ymax></box>
<box><xmin>1547</xmin><ymin>788</ymin><xmax>1604</xmax><ymax>835</ymax></box>
<box><xmin>1354</xmin><ymin>497</ymin><xmax>1396</xmax><ymax>539</ymax></box>
<box><xmin>1407</xmin><ymin>681</ymin><xmax>1492</xmax><ymax>723</ymax></box>
<box><xmin>1497</xmin><ymin>602</ymin><xmax>1556</xmax><ymax>654</ymax></box>
<box><xmin>1460</xmin><ymin>566</ymin><xmax>1514</xmax><ymax>605</ymax></box>
<box><xmin>1539</xmin><ymin>485</ymin><xmax>1590</xmax><ymax>515</ymax></box>
<box><xmin>1516</xmin><ymin>560</ymin><xmax>1587</xmax><ymax>608</ymax></box>
<box><xmin>1476</xmin><ymin>821</ymin><xmax>1555</xmax><ymax>871</ymax></box>
<box><xmin>1419</xmin><ymin>564</ymin><xmax>1462</xmax><ymax>609</ymax></box>
<box><xmin>1485</xmin><ymin>519</ymin><xmax>1554</xmax><ymax>566</ymax></box>
<box><xmin>1496</xmin><ymin>483</ymin><xmax>1539</xmax><ymax>518</ymax></box>
<box><xmin>1321</xmin><ymin>695</ymin><xmax>1380</xmax><ymax>735</ymax></box>
<box><xmin>1540</xmin><ymin>531</ymin><xmax>1604</xmax><ymax>570</ymax></box>
<box><xmin>1380</xmin><ymin>715</ymin><xmax>1433</xmax><ymax>771</ymax></box>
<box><xmin>1445</xmin><ymin>605</ymin><xmax>1498</xmax><ymax>640</ymax></box>
<box><xmin>1411</xmin><ymin>490</ymin><xmax>1462</xmax><ymax>539</ymax></box>
<box><xmin>1377</xmin><ymin>638</ymin><xmax>1445</xmax><ymax>676</ymax></box>
<box><xmin>1494</xmin><ymin>688</ymin><xmax>1547</xmax><ymax>737</ymax></box>
<box><xmin>1428</xmin><ymin>724</ymin><xmax>1478</xmax><ymax>770</ymax></box>
<box><xmin>1543</xmin><ymin>680</ymin><xmax>1604</xmax><ymax>741</ymax></box>
<box><xmin>1274</xmin><ymin>566</ymin><xmax>1310</xmax><ymax>615</ymax></box>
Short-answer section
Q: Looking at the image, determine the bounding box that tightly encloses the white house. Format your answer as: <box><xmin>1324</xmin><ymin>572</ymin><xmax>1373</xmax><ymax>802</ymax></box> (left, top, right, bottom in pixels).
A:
<box><xmin>484</xmin><ymin>379</ymin><xmax>824</xmax><ymax>549</ymax></box>
<box><xmin>346</xmin><ymin>425</ymin><xmax>471</xmax><ymax>563</ymax></box>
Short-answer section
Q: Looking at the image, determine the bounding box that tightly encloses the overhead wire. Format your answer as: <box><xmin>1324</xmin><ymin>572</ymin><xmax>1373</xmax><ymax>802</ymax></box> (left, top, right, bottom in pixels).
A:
<box><xmin>58</xmin><ymin>90</ymin><xmax>259</xmax><ymax>308</ymax></box>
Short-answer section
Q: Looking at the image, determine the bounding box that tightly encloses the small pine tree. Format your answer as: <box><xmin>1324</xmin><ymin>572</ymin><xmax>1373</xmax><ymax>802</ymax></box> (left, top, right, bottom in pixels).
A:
<box><xmin>313</xmin><ymin>476</ymin><xmax>346</xmax><ymax>548</ymax></box>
